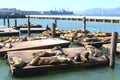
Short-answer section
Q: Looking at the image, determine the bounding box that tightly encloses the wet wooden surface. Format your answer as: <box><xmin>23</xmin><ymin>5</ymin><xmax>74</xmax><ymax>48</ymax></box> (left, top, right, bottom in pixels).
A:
<box><xmin>0</xmin><ymin>38</ymin><xmax>70</xmax><ymax>53</ymax></box>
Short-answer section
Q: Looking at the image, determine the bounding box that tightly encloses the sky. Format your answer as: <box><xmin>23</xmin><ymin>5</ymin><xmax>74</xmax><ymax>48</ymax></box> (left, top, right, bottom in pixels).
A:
<box><xmin>0</xmin><ymin>0</ymin><xmax>120</xmax><ymax>13</ymax></box>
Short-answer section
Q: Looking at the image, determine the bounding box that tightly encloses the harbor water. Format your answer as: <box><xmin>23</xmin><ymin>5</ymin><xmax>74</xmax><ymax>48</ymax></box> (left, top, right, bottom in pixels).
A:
<box><xmin>0</xmin><ymin>18</ymin><xmax>120</xmax><ymax>80</ymax></box>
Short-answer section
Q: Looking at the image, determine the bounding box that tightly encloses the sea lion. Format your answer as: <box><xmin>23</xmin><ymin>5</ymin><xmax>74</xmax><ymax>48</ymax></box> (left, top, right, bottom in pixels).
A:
<box><xmin>84</xmin><ymin>45</ymin><xmax>103</xmax><ymax>57</ymax></box>
<box><xmin>48</xmin><ymin>57</ymin><xmax>59</xmax><ymax>65</ymax></box>
<box><xmin>11</xmin><ymin>57</ymin><xmax>25</xmax><ymax>68</ymax></box>
<box><xmin>38</xmin><ymin>57</ymin><xmax>59</xmax><ymax>65</ymax></box>
<box><xmin>11</xmin><ymin>39</ymin><xmax>16</xmax><ymax>43</ymax></box>
<box><xmin>29</xmin><ymin>56</ymin><xmax>40</xmax><ymax>66</ymax></box>
<box><xmin>22</xmin><ymin>37</ymin><xmax>27</xmax><ymax>41</ymax></box>
<box><xmin>57</xmin><ymin>55</ymin><xmax>67</xmax><ymax>63</ymax></box>
<box><xmin>56</xmin><ymin>55</ymin><xmax>72</xmax><ymax>64</ymax></box>
<box><xmin>32</xmin><ymin>51</ymin><xmax>51</xmax><ymax>57</ymax></box>
<box><xmin>51</xmin><ymin>46</ymin><xmax>65</xmax><ymax>55</ymax></box>
<box><xmin>73</xmin><ymin>53</ymin><xmax>81</xmax><ymax>62</ymax></box>
<box><xmin>15</xmin><ymin>38</ymin><xmax>20</xmax><ymax>42</ymax></box>
<box><xmin>51</xmin><ymin>46</ymin><xmax>62</xmax><ymax>51</ymax></box>
<box><xmin>80</xmin><ymin>51</ymin><xmax>90</xmax><ymax>62</ymax></box>
<box><xmin>4</xmin><ymin>43</ymin><xmax>12</xmax><ymax>48</ymax></box>
<box><xmin>0</xmin><ymin>43</ymin><xmax>4</xmax><ymax>49</ymax></box>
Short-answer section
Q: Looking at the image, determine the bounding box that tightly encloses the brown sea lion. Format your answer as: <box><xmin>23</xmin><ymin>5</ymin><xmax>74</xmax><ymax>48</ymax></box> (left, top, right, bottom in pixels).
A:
<box><xmin>11</xmin><ymin>57</ymin><xmax>25</xmax><ymax>68</ymax></box>
<box><xmin>4</xmin><ymin>43</ymin><xmax>12</xmax><ymax>48</ymax></box>
<box><xmin>32</xmin><ymin>51</ymin><xmax>51</xmax><ymax>57</ymax></box>
<box><xmin>48</xmin><ymin>57</ymin><xmax>60</xmax><ymax>65</ymax></box>
<box><xmin>57</xmin><ymin>55</ymin><xmax>72</xmax><ymax>64</ymax></box>
<box><xmin>80</xmin><ymin>51</ymin><xmax>90</xmax><ymax>62</ymax></box>
<box><xmin>38</xmin><ymin>57</ymin><xmax>59</xmax><ymax>65</ymax></box>
<box><xmin>84</xmin><ymin>45</ymin><xmax>103</xmax><ymax>57</ymax></box>
<box><xmin>51</xmin><ymin>46</ymin><xmax>62</xmax><ymax>51</ymax></box>
<box><xmin>29</xmin><ymin>56</ymin><xmax>40</xmax><ymax>66</ymax></box>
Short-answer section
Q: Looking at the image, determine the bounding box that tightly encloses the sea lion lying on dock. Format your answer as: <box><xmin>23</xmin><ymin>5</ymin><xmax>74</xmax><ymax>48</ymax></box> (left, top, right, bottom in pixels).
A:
<box><xmin>84</xmin><ymin>45</ymin><xmax>103</xmax><ymax>57</ymax></box>
<box><xmin>73</xmin><ymin>53</ymin><xmax>81</xmax><ymax>62</ymax></box>
<box><xmin>30</xmin><ymin>55</ymin><xmax>73</xmax><ymax>66</ymax></box>
<box><xmin>4</xmin><ymin>43</ymin><xmax>12</xmax><ymax>48</ymax></box>
<box><xmin>29</xmin><ymin>56</ymin><xmax>40</xmax><ymax>66</ymax></box>
<box><xmin>38</xmin><ymin>56</ymin><xmax>72</xmax><ymax>65</ymax></box>
<box><xmin>10</xmin><ymin>57</ymin><xmax>25</xmax><ymax>68</ymax></box>
<box><xmin>0</xmin><ymin>43</ymin><xmax>4</xmax><ymax>49</ymax></box>
<box><xmin>80</xmin><ymin>51</ymin><xmax>90</xmax><ymax>62</ymax></box>
<box><xmin>32</xmin><ymin>51</ymin><xmax>53</xmax><ymax>57</ymax></box>
<box><xmin>38</xmin><ymin>57</ymin><xmax>59</xmax><ymax>65</ymax></box>
<box><xmin>51</xmin><ymin>46</ymin><xmax>65</xmax><ymax>55</ymax></box>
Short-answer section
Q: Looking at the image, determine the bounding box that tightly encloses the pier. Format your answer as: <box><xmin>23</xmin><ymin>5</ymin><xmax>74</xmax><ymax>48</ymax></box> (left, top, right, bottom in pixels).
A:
<box><xmin>26</xmin><ymin>15</ymin><xmax>120</xmax><ymax>23</ymax></box>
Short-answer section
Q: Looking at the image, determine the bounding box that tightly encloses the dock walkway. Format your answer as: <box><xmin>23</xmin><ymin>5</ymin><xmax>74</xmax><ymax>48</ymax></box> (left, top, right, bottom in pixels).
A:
<box><xmin>26</xmin><ymin>15</ymin><xmax>120</xmax><ymax>23</ymax></box>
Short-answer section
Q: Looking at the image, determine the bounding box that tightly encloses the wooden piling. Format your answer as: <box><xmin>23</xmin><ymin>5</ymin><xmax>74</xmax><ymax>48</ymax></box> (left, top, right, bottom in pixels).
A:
<box><xmin>83</xmin><ymin>16</ymin><xmax>86</xmax><ymax>31</ymax></box>
<box><xmin>55</xmin><ymin>18</ymin><xmax>57</xmax><ymax>28</ymax></box>
<box><xmin>7</xmin><ymin>16</ymin><xmax>10</xmax><ymax>28</ymax></box>
<box><xmin>28</xmin><ymin>16</ymin><xmax>31</xmax><ymax>36</ymax></box>
<box><xmin>109</xmin><ymin>32</ymin><xmax>118</xmax><ymax>68</ymax></box>
<box><xmin>51</xmin><ymin>23</ymin><xmax>56</xmax><ymax>38</ymax></box>
<box><xmin>14</xmin><ymin>19</ymin><xmax>17</xmax><ymax>29</ymax></box>
<box><xmin>3</xmin><ymin>18</ymin><xmax>6</xmax><ymax>26</ymax></box>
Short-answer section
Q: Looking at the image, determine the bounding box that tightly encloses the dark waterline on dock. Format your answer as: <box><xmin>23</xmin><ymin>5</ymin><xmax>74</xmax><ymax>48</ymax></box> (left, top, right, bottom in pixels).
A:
<box><xmin>1</xmin><ymin>18</ymin><xmax>120</xmax><ymax>80</ymax></box>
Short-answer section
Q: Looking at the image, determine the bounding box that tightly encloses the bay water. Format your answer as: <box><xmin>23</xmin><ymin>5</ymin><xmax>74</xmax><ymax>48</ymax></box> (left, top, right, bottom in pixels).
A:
<box><xmin>0</xmin><ymin>18</ymin><xmax>120</xmax><ymax>80</ymax></box>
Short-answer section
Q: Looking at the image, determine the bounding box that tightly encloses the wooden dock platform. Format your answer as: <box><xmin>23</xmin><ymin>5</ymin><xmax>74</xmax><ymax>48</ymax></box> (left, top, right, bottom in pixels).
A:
<box><xmin>20</xmin><ymin>28</ymin><xmax>46</xmax><ymax>33</ymax></box>
<box><xmin>0</xmin><ymin>38</ymin><xmax>70</xmax><ymax>55</ymax></box>
<box><xmin>7</xmin><ymin>47</ymin><xmax>109</xmax><ymax>77</ymax></box>
<box><xmin>0</xmin><ymin>28</ymin><xmax>19</xmax><ymax>37</ymax></box>
<box><xmin>12</xmin><ymin>24</ymin><xmax>42</xmax><ymax>29</ymax></box>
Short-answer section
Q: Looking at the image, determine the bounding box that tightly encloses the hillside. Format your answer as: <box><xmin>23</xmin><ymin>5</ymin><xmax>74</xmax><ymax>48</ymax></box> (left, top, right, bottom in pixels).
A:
<box><xmin>80</xmin><ymin>7</ymin><xmax>120</xmax><ymax>16</ymax></box>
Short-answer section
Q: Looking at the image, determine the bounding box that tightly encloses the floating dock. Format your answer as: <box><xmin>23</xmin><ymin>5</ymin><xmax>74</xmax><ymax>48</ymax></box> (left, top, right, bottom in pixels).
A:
<box><xmin>0</xmin><ymin>38</ymin><xmax>70</xmax><ymax>55</ymax></box>
<box><xmin>20</xmin><ymin>28</ymin><xmax>46</xmax><ymax>33</ymax></box>
<box><xmin>0</xmin><ymin>28</ymin><xmax>19</xmax><ymax>37</ymax></box>
<box><xmin>7</xmin><ymin>47</ymin><xmax>109</xmax><ymax>77</ymax></box>
<box><xmin>12</xmin><ymin>24</ymin><xmax>42</xmax><ymax>29</ymax></box>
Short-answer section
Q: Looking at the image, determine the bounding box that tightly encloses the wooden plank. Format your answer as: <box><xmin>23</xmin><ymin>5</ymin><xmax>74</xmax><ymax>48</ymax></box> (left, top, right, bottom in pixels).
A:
<box><xmin>0</xmin><ymin>38</ymin><xmax>70</xmax><ymax>54</ymax></box>
<box><xmin>7</xmin><ymin>47</ymin><xmax>109</xmax><ymax>76</ymax></box>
